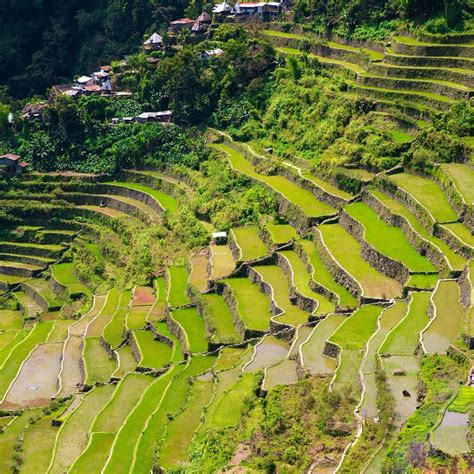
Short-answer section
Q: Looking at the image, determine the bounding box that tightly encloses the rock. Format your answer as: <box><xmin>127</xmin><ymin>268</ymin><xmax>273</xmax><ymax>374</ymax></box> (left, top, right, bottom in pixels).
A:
<box><xmin>393</xmin><ymin>369</ymin><xmax>406</xmax><ymax>376</ymax></box>
<box><xmin>402</xmin><ymin>389</ymin><xmax>411</xmax><ymax>397</ymax></box>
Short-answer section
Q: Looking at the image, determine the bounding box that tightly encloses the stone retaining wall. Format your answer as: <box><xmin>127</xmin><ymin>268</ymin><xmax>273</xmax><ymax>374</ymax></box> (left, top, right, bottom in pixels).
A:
<box><xmin>434</xmin><ymin>225</ymin><xmax>473</xmax><ymax>260</ymax></box>
<box><xmin>339</xmin><ymin>210</ymin><xmax>410</xmax><ymax>284</ymax></box>
<box><xmin>392</xmin><ymin>39</ymin><xmax>474</xmax><ymax>58</ymax></box>
<box><xmin>417</xmin><ymin>31</ymin><xmax>474</xmax><ymax>44</ymax></box>
<box><xmin>50</xmin><ymin>274</ymin><xmax>67</xmax><ymax>297</ymax></box>
<box><xmin>20</xmin><ymin>282</ymin><xmax>49</xmax><ymax>311</ymax></box>
<box><xmin>322</xmin><ymin>341</ymin><xmax>340</xmax><ymax>359</ymax></box>
<box><xmin>362</xmin><ymin>190</ymin><xmax>451</xmax><ymax>276</ymax></box>
<box><xmin>228</xmin><ymin>230</ymin><xmax>241</xmax><ymax>261</ymax></box>
<box><xmin>166</xmin><ymin>310</ymin><xmax>191</xmax><ymax>354</ymax></box>
<box><xmin>358</xmin><ymin>74</ymin><xmax>471</xmax><ymax>100</ymax></box>
<box><xmin>293</xmin><ymin>241</ymin><xmax>342</xmax><ymax>309</ymax></box>
<box><xmin>128</xmin><ymin>331</ymin><xmax>141</xmax><ymax>363</ymax></box>
<box><xmin>1</xmin><ymin>242</ymin><xmax>63</xmax><ymax>259</ymax></box>
<box><xmin>384</xmin><ymin>52</ymin><xmax>474</xmax><ymax>70</ymax></box>
<box><xmin>312</xmin><ymin>227</ymin><xmax>361</xmax><ymax>300</ymax></box>
<box><xmin>429</xmin><ymin>166</ymin><xmax>473</xmax><ymax>232</ymax></box>
<box><xmin>368</xmin><ymin>63</ymin><xmax>474</xmax><ymax>89</ymax></box>
<box><xmin>122</xmin><ymin>170</ymin><xmax>182</xmax><ymax>199</ymax></box>
<box><xmin>61</xmin><ymin>193</ymin><xmax>154</xmax><ymax>225</ymax></box>
<box><xmin>0</xmin><ymin>264</ymin><xmax>39</xmax><ymax>279</ymax></box>
<box><xmin>373</xmin><ymin>175</ymin><xmax>436</xmax><ymax>233</ymax></box>
<box><xmin>274</xmin><ymin>253</ymin><xmax>320</xmax><ymax>319</ymax></box>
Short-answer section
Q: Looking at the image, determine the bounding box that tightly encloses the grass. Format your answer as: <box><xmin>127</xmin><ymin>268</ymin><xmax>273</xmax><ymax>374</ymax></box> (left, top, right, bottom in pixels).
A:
<box><xmin>69</xmin><ymin>432</ymin><xmax>116</xmax><ymax>474</ymax></box>
<box><xmin>201</xmin><ymin>293</ymin><xmax>241</xmax><ymax>343</ymax></box>
<box><xmin>255</xmin><ymin>265</ymin><xmax>311</xmax><ymax>326</ymax></box>
<box><xmin>370</xmin><ymin>189</ymin><xmax>466</xmax><ymax>271</ymax></box>
<box><xmin>298</xmin><ymin>239</ymin><xmax>358</xmax><ymax>309</ymax></box>
<box><xmin>441</xmin><ymin>163</ymin><xmax>474</xmax><ymax>204</ymax></box>
<box><xmin>333</xmin><ymin>349</ymin><xmax>363</xmax><ymax>393</ymax></box>
<box><xmin>441</xmin><ymin>222</ymin><xmax>474</xmax><ymax>247</ymax></box>
<box><xmin>0</xmin><ymin>330</ymin><xmax>28</xmax><ymax>366</ymax></box>
<box><xmin>48</xmin><ymin>384</ymin><xmax>116</xmax><ymax>474</ymax></box>
<box><xmin>266</xmin><ymin>223</ymin><xmax>298</xmax><ymax>244</ymax></box>
<box><xmin>0</xmin><ymin>309</ymin><xmax>23</xmax><ymax>331</ymax></box>
<box><xmin>208</xmin><ymin>373</ymin><xmax>254</xmax><ymax>428</ymax></box>
<box><xmin>345</xmin><ymin>202</ymin><xmax>437</xmax><ymax>273</ymax></box>
<box><xmin>154</xmin><ymin>321</ymin><xmax>184</xmax><ymax>363</ymax></box>
<box><xmin>189</xmin><ymin>254</ymin><xmax>209</xmax><ymax>292</ymax></box>
<box><xmin>232</xmin><ymin>226</ymin><xmax>268</xmax><ymax>261</ymax></box>
<box><xmin>301</xmin><ymin>314</ymin><xmax>345</xmax><ymax>375</ymax></box>
<box><xmin>103</xmin><ymin>290</ymin><xmax>133</xmax><ymax>348</ymax></box>
<box><xmin>126</xmin><ymin>305</ymin><xmax>150</xmax><ymax>330</ymax></box>
<box><xmin>329</xmin><ymin>305</ymin><xmax>383</xmax><ymax>350</ymax></box>
<box><xmin>105</xmin><ymin>181</ymin><xmax>178</xmax><ymax>212</ymax></box>
<box><xmin>213</xmin><ymin>143</ymin><xmax>337</xmax><ymax>217</ymax></box>
<box><xmin>406</xmin><ymin>273</ymin><xmax>439</xmax><ymax>289</ymax></box>
<box><xmin>131</xmin><ymin>355</ymin><xmax>216</xmax><ymax>474</ymax></box>
<box><xmin>93</xmin><ymin>373</ymin><xmax>152</xmax><ymax>433</ymax></box>
<box><xmin>159</xmin><ymin>379</ymin><xmax>215</xmax><ymax>469</ymax></box>
<box><xmin>278</xmin><ymin>250</ymin><xmax>335</xmax><ymax>315</ymax></box>
<box><xmin>51</xmin><ymin>263</ymin><xmax>90</xmax><ymax>296</ymax></box>
<box><xmin>134</xmin><ymin>330</ymin><xmax>173</xmax><ymax>369</ymax></box>
<box><xmin>380</xmin><ymin>292</ymin><xmax>430</xmax><ymax>355</ymax></box>
<box><xmin>300</xmin><ymin>171</ymin><xmax>353</xmax><ymax>200</ymax></box>
<box><xmin>83</xmin><ymin>336</ymin><xmax>117</xmax><ymax>385</ymax></box>
<box><xmin>20</xmin><ymin>416</ymin><xmax>60</xmax><ymax>473</ymax></box>
<box><xmin>318</xmin><ymin>223</ymin><xmax>403</xmax><ymax>299</ymax></box>
<box><xmin>388</xmin><ymin>172</ymin><xmax>459</xmax><ymax>223</ymax></box>
<box><xmin>210</xmin><ymin>243</ymin><xmax>235</xmax><ymax>279</ymax></box>
<box><xmin>222</xmin><ymin>278</ymin><xmax>271</xmax><ymax>332</ymax></box>
<box><xmin>167</xmin><ymin>266</ymin><xmax>190</xmax><ymax>307</ymax></box>
<box><xmin>171</xmin><ymin>307</ymin><xmax>208</xmax><ymax>353</ymax></box>
<box><xmin>423</xmin><ymin>280</ymin><xmax>463</xmax><ymax>354</ymax></box>
<box><xmin>0</xmin><ymin>320</ymin><xmax>54</xmax><ymax>399</ymax></box>
<box><xmin>449</xmin><ymin>386</ymin><xmax>474</xmax><ymax>413</ymax></box>
<box><xmin>24</xmin><ymin>278</ymin><xmax>63</xmax><ymax>310</ymax></box>
<box><xmin>103</xmin><ymin>369</ymin><xmax>177</xmax><ymax>474</ymax></box>
<box><xmin>114</xmin><ymin>344</ymin><xmax>137</xmax><ymax>378</ymax></box>
<box><xmin>13</xmin><ymin>291</ymin><xmax>43</xmax><ymax>318</ymax></box>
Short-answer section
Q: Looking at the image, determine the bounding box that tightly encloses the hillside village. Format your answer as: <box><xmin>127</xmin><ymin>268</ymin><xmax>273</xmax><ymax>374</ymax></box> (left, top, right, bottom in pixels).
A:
<box><xmin>0</xmin><ymin>0</ymin><xmax>473</xmax><ymax>473</ymax></box>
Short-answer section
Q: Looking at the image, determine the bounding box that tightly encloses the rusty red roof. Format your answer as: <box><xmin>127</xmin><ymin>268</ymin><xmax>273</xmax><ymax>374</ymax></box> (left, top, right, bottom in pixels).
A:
<box><xmin>0</xmin><ymin>153</ymin><xmax>21</xmax><ymax>161</ymax></box>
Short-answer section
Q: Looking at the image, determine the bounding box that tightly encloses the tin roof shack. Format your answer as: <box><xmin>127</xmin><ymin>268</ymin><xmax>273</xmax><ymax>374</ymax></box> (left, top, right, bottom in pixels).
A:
<box><xmin>234</xmin><ymin>2</ymin><xmax>283</xmax><ymax>20</ymax></box>
<box><xmin>169</xmin><ymin>18</ymin><xmax>196</xmax><ymax>34</ymax></box>
<box><xmin>136</xmin><ymin>111</ymin><xmax>173</xmax><ymax>123</ymax></box>
<box><xmin>49</xmin><ymin>84</ymin><xmax>84</xmax><ymax>103</ymax></box>
<box><xmin>0</xmin><ymin>154</ymin><xmax>27</xmax><ymax>174</ymax></box>
<box><xmin>212</xmin><ymin>2</ymin><xmax>233</xmax><ymax>15</ymax></box>
<box><xmin>212</xmin><ymin>231</ymin><xmax>228</xmax><ymax>245</ymax></box>
<box><xmin>21</xmin><ymin>102</ymin><xmax>47</xmax><ymax>121</ymax></box>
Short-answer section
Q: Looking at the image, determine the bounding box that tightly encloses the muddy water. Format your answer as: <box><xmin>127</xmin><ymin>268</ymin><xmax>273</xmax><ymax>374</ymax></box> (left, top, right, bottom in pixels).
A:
<box><xmin>423</xmin><ymin>280</ymin><xmax>463</xmax><ymax>354</ymax></box>
<box><xmin>2</xmin><ymin>342</ymin><xmax>63</xmax><ymax>409</ymax></box>
<box><xmin>244</xmin><ymin>335</ymin><xmax>289</xmax><ymax>372</ymax></box>
<box><xmin>432</xmin><ymin>410</ymin><xmax>470</xmax><ymax>455</ymax></box>
<box><xmin>58</xmin><ymin>335</ymin><xmax>83</xmax><ymax>397</ymax></box>
<box><xmin>301</xmin><ymin>314</ymin><xmax>346</xmax><ymax>375</ymax></box>
<box><xmin>264</xmin><ymin>358</ymin><xmax>298</xmax><ymax>390</ymax></box>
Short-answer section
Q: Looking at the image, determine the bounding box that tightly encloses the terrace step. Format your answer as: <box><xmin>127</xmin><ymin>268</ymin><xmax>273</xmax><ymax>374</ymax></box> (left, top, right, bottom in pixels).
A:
<box><xmin>21</xmin><ymin>279</ymin><xmax>62</xmax><ymax>311</ymax></box>
<box><xmin>368</xmin><ymin>62</ymin><xmax>474</xmax><ymax>89</ymax></box>
<box><xmin>392</xmin><ymin>36</ymin><xmax>474</xmax><ymax>58</ymax></box>
<box><xmin>384</xmin><ymin>52</ymin><xmax>474</xmax><ymax>71</ymax></box>
<box><xmin>13</xmin><ymin>290</ymin><xmax>44</xmax><ymax>318</ymax></box>
<box><xmin>230</xmin><ymin>226</ymin><xmax>268</xmax><ymax>262</ymax></box>
<box><xmin>50</xmin><ymin>263</ymin><xmax>90</xmax><ymax>298</ymax></box>
<box><xmin>0</xmin><ymin>253</ymin><xmax>55</xmax><ymax>268</ymax></box>
<box><xmin>0</xmin><ymin>241</ymin><xmax>66</xmax><ymax>259</ymax></box>
<box><xmin>0</xmin><ymin>260</ymin><xmax>43</xmax><ymax>278</ymax></box>
<box><xmin>0</xmin><ymin>274</ymin><xmax>29</xmax><ymax>291</ymax></box>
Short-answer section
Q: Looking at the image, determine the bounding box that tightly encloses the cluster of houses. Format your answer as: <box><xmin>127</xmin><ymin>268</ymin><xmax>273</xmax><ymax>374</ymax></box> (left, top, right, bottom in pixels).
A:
<box><xmin>143</xmin><ymin>1</ymin><xmax>291</xmax><ymax>50</ymax></box>
<box><xmin>48</xmin><ymin>65</ymin><xmax>131</xmax><ymax>104</ymax></box>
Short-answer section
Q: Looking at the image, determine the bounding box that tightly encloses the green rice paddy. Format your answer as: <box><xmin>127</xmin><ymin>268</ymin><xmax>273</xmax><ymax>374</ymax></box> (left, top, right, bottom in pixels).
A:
<box><xmin>134</xmin><ymin>330</ymin><xmax>173</xmax><ymax>369</ymax></box>
<box><xmin>255</xmin><ymin>264</ymin><xmax>311</xmax><ymax>326</ymax></box>
<box><xmin>232</xmin><ymin>226</ymin><xmax>268</xmax><ymax>261</ymax></box>
<box><xmin>213</xmin><ymin>143</ymin><xmax>337</xmax><ymax>217</ymax></box>
<box><xmin>298</xmin><ymin>239</ymin><xmax>358</xmax><ymax>309</ymax></box>
<box><xmin>222</xmin><ymin>278</ymin><xmax>271</xmax><ymax>332</ymax></box>
<box><xmin>441</xmin><ymin>163</ymin><xmax>474</xmax><ymax>204</ymax></box>
<box><xmin>171</xmin><ymin>307</ymin><xmax>208</xmax><ymax>353</ymax></box>
<box><xmin>167</xmin><ymin>266</ymin><xmax>190</xmax><ymax>307</ymax></box>
<box><xmin>51</xmin><ymin>263</ymin><xmax>90</xmax><ymax>296</ymax></box>
<box><xmin>345</xmin><ymin>201</ymin><xmax>437</xmax><ymax>273</ymax></box>
<box><xmin>318</xmin><ymin>223</ymin><xmax>403</xmax><ymax>299</ymax></box>
<box><xmin>83</xmin><ymin>337</ymin><xmax>117</xmax><ymax>385</ymax></box>
<box><xmin>266</xmin><ymin>223</ymin><xmax>298</xmax><ymax>244</ymax></box>
<box><xmin>388</xmin><ymin>172</ymin><xmax>459</xmax><ymax>223</ymax></box>
<box><xmin>450</xmin><ymin>386</ymin><xmax>474</xmax><ymax>413</ymax></box>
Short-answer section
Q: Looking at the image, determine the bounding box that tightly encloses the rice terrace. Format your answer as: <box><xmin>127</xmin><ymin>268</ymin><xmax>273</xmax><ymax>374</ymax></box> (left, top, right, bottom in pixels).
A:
<box><xmin>0</xmin><ymin>0</ymin><xmax>473</xmax><ymax>472</ymax></box>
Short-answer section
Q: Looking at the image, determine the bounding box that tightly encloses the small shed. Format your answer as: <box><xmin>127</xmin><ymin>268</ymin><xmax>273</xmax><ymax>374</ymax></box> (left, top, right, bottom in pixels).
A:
<box><xmin>76</xmin><ymin>75</ymin><xmax>94</xmax><ymax>86</ymax></box>
<box><xmin>0</xmin><ymin>154</ymin><xmax>27</xmax><ymax>174</ymax></box>
<box><xmin>143</xmin><ymin>32</ymin><xmax>163</xmax><ymax>50</ymax></box>
<box><xmin>212</xmin><ymin>231</ymin><xmax>228</xmax><ymax>245</ymax></box>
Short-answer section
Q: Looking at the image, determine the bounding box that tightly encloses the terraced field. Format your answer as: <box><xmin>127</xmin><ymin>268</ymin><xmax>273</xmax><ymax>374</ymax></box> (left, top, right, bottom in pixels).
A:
<box><xmin>1</xmin><ymin>31</ymin><xmax>473</xmax><ymax>469</ymax></box>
